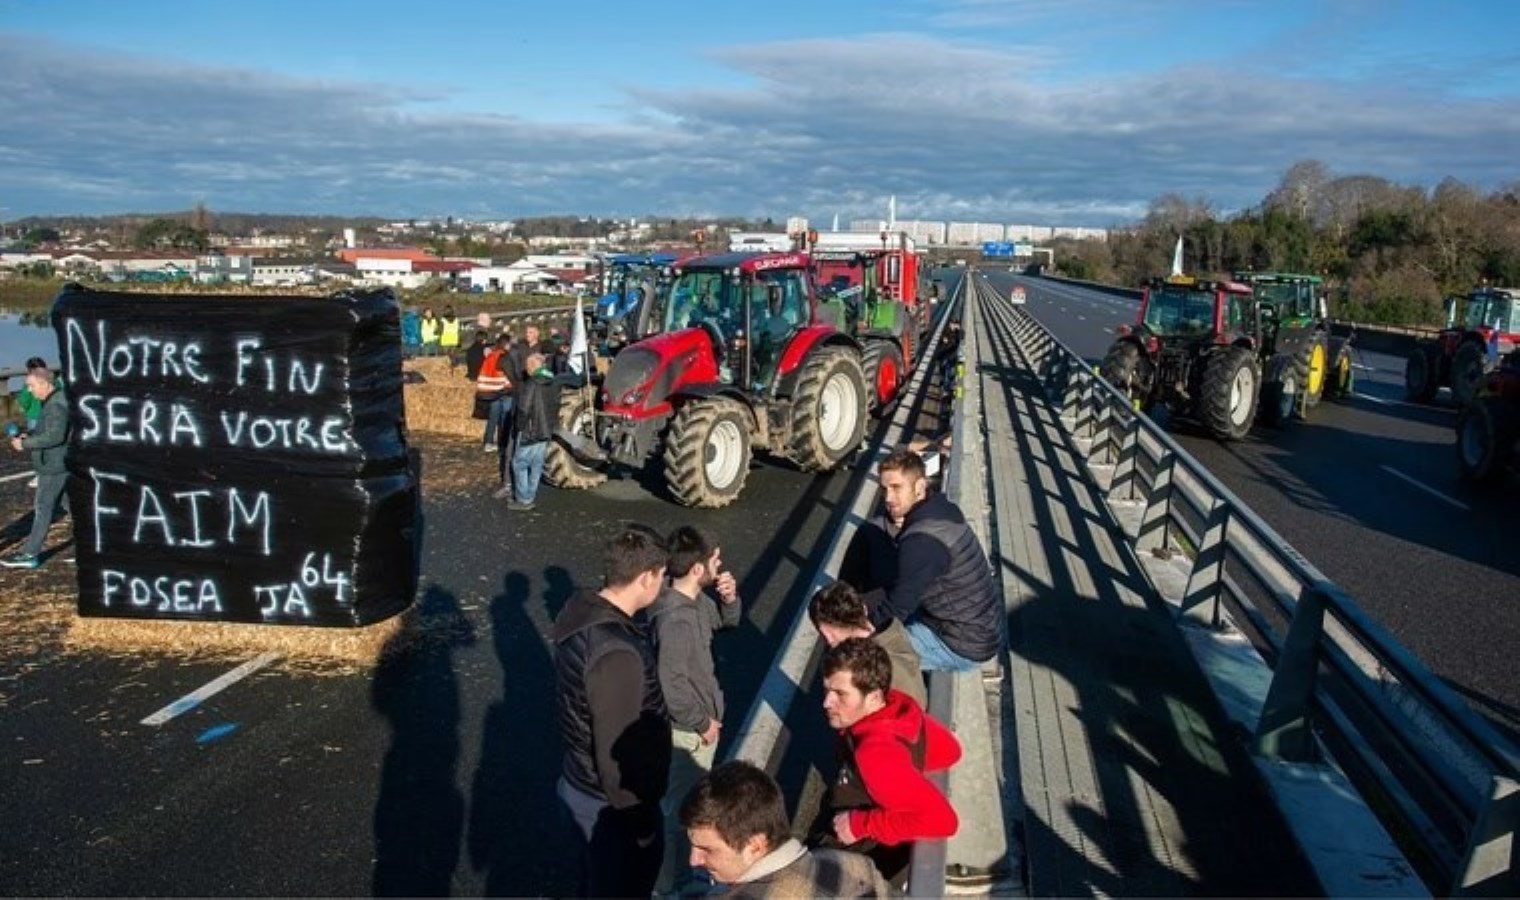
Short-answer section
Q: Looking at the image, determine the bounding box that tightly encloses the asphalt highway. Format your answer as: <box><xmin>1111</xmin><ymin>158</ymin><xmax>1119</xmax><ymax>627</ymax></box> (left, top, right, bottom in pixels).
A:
<box><xmin>0</xmin><ymin>291</ymin><xmax>959</xmax><ymax>896</ymax></box>
<box><xmin>982</xmin><ymin>271</ymin><xmax>1520</xmax><ymax>746</ymax></box>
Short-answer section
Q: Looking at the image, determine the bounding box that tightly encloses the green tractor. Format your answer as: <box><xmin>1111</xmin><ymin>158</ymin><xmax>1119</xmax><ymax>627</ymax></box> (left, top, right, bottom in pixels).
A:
<box><xmin>1233</xmin><ymin>271</ymin><xmax>1353</xmax><ymax>410</ymax></box>
<box><xmin>1101</xmin><ymin>274</ymin><xmax>1334</xmax><ymax>441</ymax></box>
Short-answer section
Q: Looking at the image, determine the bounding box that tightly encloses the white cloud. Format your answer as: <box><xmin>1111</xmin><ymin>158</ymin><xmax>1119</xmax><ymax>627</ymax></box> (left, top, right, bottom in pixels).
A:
<box><xmin>0</xmin><ymin>29</ymin><xmax>1516</xmax><ymax>226</ymax></box>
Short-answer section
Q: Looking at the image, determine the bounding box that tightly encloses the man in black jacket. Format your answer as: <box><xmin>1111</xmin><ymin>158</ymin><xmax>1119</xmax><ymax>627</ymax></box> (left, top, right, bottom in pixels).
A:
<box><xmin>505</xmin><ymin>352</ymin><xmax>558</xmax><ymax>511</ymax></box>
<box><xmin>552</xmin><ymin>525</ymin><xmax>672</xmax><ymax>898</ymax></box>
<box><xmin>862</xmin><ymin>448</ymin><xmax>1001</xmax><ymax>671</ymax></box>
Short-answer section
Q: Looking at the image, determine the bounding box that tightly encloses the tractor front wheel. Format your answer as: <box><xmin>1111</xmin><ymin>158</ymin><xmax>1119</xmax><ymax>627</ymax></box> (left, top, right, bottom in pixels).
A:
<box><xmin>545</xmin><ymin>391</ymin><xmax>607</xmax><ymax>490</ymax></box>
<box><xmin>789</xmin><ymin>348</ymin><xmax>867</xmax><ymax>471</ymax></box>
<box><xmin>1323</xmin><ymin>338</ymin><xmax>1354</xmax><ymax>401</ymax></box>
<box><xmin>1100</xmin><ymin>340</ymin><xmax>1153</xmax><ymax>410</ymax></box>
<box><xmin>1200</xmin><ymin>346</ymin><xmax>1260</xmax><ymax>441</ymax></box>
<box><xmin>663</xmin><ymin>399</ymin><xmax>753</xmax><ymax>508</ymax></box>
<box><xmin>1452</xmin><ymin>341</ymin><xmax>1489</xmax><ymax>408</ymax></box>
<box><xmin>1456</xmin><ymin>396</ymin><xmax>1515</xmax><ymax>484</ymax></box>
<box><xmin>1405</xmin><ymin>344</ymin><xmax>1440</xmax><ymax>402</ymax></box>
<box><xmin>1259</xmin><ymin>353</ymin><xmax>1301</xmax><ymax>427</ymax></box>
<box><xmin>862</xmin><ymin>340</ymin><xmax>906</xmax><ymax>412</ymax></box>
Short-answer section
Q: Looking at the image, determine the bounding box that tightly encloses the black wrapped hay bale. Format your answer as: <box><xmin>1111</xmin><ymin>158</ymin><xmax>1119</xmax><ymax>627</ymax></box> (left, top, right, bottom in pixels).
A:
<box><xmin>53</xmin><ymin>285</ymin><xmax>419</xmax><ymax>626</ymax></box>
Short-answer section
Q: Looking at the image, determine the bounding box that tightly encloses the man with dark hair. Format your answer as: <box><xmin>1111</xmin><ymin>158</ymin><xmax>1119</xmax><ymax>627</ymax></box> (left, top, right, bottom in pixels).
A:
<box><xmin>506</xmin><ymin>352</ymin><xmax>558</xmax><ymax>511</ymax></box>
<box><xmin>651</xmin><ymin>525</ymin><xmax>743</xmax><ymax>895</ymax></box>
<box><xmin>810</xmin><ymin>581</ymin><xmax>925</xmax><ymax>708</ymax></box>
<box><xmin>864</xmin><ymin>448</ymin><xmax>1002</xmax><ymax>672</ymax></box>
<box><xmin>4</xmin><ymin>358</ymin><xmax>69</xmax><ymax>569</ymax></box>
<box><xmin>681</xmin><ymin>761</ymin><xmax>891</xmax><ymax>898</ymax></box>
<box><xmin>814</xmin><ymin>638</ymin><xmax>961</xmax><ymax>885</ymax></box>
<box><xmin>552</xmin><ymin>525</ymin><xmax>672</xmax><ymax>897</ymax></box>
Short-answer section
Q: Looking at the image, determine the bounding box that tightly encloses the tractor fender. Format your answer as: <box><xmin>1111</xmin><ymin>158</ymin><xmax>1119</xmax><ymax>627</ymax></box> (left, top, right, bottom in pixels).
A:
<box><xmin>774</xmin><ymin>329</ymin><xmax>863</xmax><ymax>397</ymax></box>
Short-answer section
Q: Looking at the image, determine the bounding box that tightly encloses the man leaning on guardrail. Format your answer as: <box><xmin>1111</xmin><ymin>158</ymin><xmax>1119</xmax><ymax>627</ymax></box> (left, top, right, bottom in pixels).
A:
<box><xmin>810</xmin><ymin>638</ymin><xmax>961</xmax><ymax>888</ymax></box>
<box><xmin>863</xmin><ymin>448</ymin><xmax>1001</xmax><ymax>672</ymax></box>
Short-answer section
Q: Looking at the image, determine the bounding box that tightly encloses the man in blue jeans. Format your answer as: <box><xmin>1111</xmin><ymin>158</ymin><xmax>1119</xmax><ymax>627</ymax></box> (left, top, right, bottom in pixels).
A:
<box><xmin>861</xmin><ymin>448</ymin><xmax>1002</xmax><ymax>671</ymax></box>
<box><xmin>3</xmin><ymin>360</ymin><xmax>70</xmax><ymax>569</ymax></box>
<box><xmin>507</xmin><ymin>352</ymin><xmax>558</xmax><ymax>511</ymax></box>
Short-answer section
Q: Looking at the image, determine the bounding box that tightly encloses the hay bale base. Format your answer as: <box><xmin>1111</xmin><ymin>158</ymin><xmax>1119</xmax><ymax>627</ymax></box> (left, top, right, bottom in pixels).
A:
<box><xmin>404</xmin><ymin>356</ymin><xmax>481</xmax><ymax>439</ymax></box>
<box><xmin>64</xmin><ymin>608</ymin><xmax>420</xmax><ymax>673</ymax></box>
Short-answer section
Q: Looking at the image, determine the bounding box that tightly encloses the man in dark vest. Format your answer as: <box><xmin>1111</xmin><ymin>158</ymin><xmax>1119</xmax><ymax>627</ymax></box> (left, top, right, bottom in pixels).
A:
<box><xmin>863</xmin><ymin>448</ymin><xmax>1002</xmax><ymax>671</ymax></box>
<box><xmin>552</xmin><ymin>525</ymin><xmax>672</xmax><ymax>897</ymax></box>
<box><xmin>811</xmin><ymin>638</ymin><xmax>960</xmax><ymax>886</ymax></box>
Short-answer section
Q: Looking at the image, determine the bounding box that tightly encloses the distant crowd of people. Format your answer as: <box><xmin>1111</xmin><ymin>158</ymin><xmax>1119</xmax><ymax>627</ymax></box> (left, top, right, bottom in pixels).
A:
<box><xmin>553</xmin><ymin>444</ymin><xmax>1003</xmax><ymax>898</ymax></box>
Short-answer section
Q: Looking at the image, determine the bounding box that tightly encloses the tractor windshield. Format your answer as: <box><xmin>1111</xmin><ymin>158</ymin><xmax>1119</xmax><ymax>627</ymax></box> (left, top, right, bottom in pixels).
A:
<box><xmin>1253</xmin><ymin>281</ymin><xmax>1315</xmax><ymax>318</ymax></box>
<box><xmin>1142</xmin><ymin>285</ymin><xmax>1217</xmax><ymax>338</ymax></box>
<box><xmin>607</xmin><ymin>262</ymin><xmax>659</xmax><ymax>296</ymax></box>
<box><xmin>1464</xmin><ymin>294</ymin><xmax>1518</xmax><ymax>333</ymax></box>
<box><xmin>664</xmin><ymin>270</ymin><xmax>740</xmax><ymax>333</ymax></box>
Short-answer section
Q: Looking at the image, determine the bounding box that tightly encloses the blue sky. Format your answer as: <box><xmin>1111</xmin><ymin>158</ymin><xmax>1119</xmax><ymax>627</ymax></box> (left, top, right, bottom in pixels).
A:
<box><xmin>1</xmin><ymin>0</ymin><xmax>1516</xmax><ymax>226</ymax></box>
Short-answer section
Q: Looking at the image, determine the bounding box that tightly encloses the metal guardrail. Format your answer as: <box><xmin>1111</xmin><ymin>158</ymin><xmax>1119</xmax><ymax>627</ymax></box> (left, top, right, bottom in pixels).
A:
<box><xmin>992</xmin><ymin>276</ymin><xmax>1518</xmax><ymax>897</ymax></box>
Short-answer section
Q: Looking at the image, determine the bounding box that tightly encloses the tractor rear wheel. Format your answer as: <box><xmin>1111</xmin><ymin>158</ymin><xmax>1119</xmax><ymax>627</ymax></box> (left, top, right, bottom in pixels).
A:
<box><xmin>1199</xmin><ymin>346</ymin><xmax>1259</xmax><ymax>441</ymax></box>
<box><xmin>789</xmin><ymin>347</ymin><xmax>867</xmax><ymax>472</ymax></box>
<box><xmin>1100</xmin><ymin>340</ymin><xmax>1153</xmax><ymax>410</ymax></box>
<box><xmin>1457</xmin><ymin>396</ymin><xmax>1515</xmax><ymax>484</ymax></box>
<box><xmin>1301</xmin><ymin>333</ymin><xmax>1330</xmax><ymax>410</ymax></box>
<box><xmin>1405</xmin><ymin>343</ymin><xmax>1440</xmax><ymax>402</ymax></box>
<box><xmin>1258</xmin><ymin>352</ymin><xmax>1302</xmax><ymax>426</ymax></box>
<box><xmin>663</xmin><ymin>399</ymin><xmax>753</xmax><ymax>508</ymax></box>
<box><xmin>1452</xmin><ymin>341</ymin><xmax>1489</xmax><ymax>407</ymax></box>
<box><xmin>862</xmin><ymin>340</ymin><xmax>906</xmax><ymax>411</ymax></box>
<box><xmin>1323</xmin><ymin>338</ymin><xmax>1354</xmax><ymax>400</ymax></box>
<box><xmin>544</xmin><ymin>390</ymin><xmax>607</xmax><ymax>490</ymax></box>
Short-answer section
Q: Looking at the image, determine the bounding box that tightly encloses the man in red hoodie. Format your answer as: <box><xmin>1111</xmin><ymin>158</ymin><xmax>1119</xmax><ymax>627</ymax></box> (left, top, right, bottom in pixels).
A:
<box><xmin>813</xmin><ymin>637</ymin><xmax>961</xmax><ymax>884</ymax></box>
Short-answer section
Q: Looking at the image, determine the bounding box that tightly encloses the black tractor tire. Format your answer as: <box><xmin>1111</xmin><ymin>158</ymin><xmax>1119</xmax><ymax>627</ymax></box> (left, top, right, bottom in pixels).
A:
<box><xmin>1456</xmin><ymin>396</ymin><xmax>1515</xmax><ymax>484</ymax></box>
<box><xmin>789</xmin><ymin>347</ymin><xmax>867</xmax><ymax>472</ymax></box>
<box><xmin>1451</xmin><ymin>341</ymin><xmax>1489</xmax><ymax>408</ymax></box>
<box><xmin>1405</xmin><ymin>343</ymin><xmax>1440</xmax><ymax>403</ymax></box>
<box><xmin>1323</xmin><ymin>338</ymin><xmax>1355</xmax><ymax>401</ymax></box>
<box><xmin>862</xmin><ymin>340</ymin><xmax>906</xmax><ymax>411</ymax></box>
<box><xmin>1300</xmin><ymin>332</ymin><xmax>1330</xmax><ymax>410</ymax></box>
<box><xmin>545</xmin><ymin>390</ymin><xmax>608</xmax><ymax>490</ymax></box>
<box><xmin>663</xmin><ymin>398</ymin><xmax>753</xmax><ymax>508</ymax></box>
<box><xmin>1199</xmin><ymin>346</ymin><xmax>1260</xmax><ymax>441</ymax></box>
<box><xmin>1100</xmin><ymin>340</ymin><xmax>1154</xmax><ymax>410</ymax></box>
<box><xmin>1258</xmin><ymin>352</ymin><xmax>1302</xmax><ymax>427</ymax></box>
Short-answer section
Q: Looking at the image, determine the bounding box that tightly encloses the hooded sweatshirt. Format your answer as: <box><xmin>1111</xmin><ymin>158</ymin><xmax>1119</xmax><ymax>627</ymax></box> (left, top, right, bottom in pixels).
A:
<box><xmin>648</xmin><ymin>584</ymin><xmax>742</xmax><ymax>734</ymax></box>
<box><xmin>551</xmin><ymin>589</ymin><xmax>671</xmax><ymax>836</ymax></box>
<box><xmin>838</xmin><ymin>689</ymin><xmax>961</xmax><ymax>847</ymax></box>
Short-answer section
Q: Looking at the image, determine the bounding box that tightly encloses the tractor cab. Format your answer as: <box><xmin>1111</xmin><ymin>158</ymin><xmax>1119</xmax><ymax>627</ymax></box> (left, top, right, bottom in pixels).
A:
<box><xmin>1132</xmin><ymin>275</ymin><xmax>1257</xmax><ymax>345</ymax></box>
<box><xmin>663</xmin><ymin>252</ymin><xmax>812</xmax><ymax>392</ymax></box>
<box><xmin>1234</xmin><ymin>272</ymin><xmax>1324</xmax><ymax>341</ymax></box>
<box><xmin>1460</xmin><ymin>287</ymin><xmax>1519</xmax><ymax>345</ymax></box>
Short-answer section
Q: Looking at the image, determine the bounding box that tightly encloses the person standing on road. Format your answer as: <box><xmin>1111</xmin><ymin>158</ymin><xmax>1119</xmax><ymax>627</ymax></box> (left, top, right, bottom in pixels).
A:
<box><xmin>505</xmin><ymin>352</ymin><xmax>558</xmax><ymax>511</ymax></box>
<box><xmin>419</xmin><ymin>307</ymin><xmax>440</xmax><ymax>356</ymax></box>
<box><xmin>474</xmin><ymin>335</ymin><xmax>511</xmax><ymax>453</ymax></box>
<box><xmin>651</xmin><ymin>525</ymin><xmax>743</xmax><ymax>895</ymax></box>
<box><xmin>809</xmin><ymin>581</ymin><xmax>925</xmax><ymax>708</ymax></box>
<box><xmin>680</xmin><ymin>761</ymin><xmax>892</xmax><ymax>898</ymax></box>
<box><xmin>863</xmin><ymin>448</ymin><xmax>1002</xmax><ymax>672</ymax></box>
<box><xmin>464</xmin><ymin>329</ymin><xmax>488</xmax><ymax>382</ymax></box>
<box><xmin>439</xmin><ymin>305</ymin><xmax>462</xmax><ymax>358</ymax></box>
<box><xmin>3</xmin><ymin>359</ymin><xmax>70</xmax><ymax>569</ymax></box>
<box><xmin>811</xmin><ymin>638</ymin><xmax>961</xmax><ymax>886</ymax></box>
<box><xmin>552</xmin><ymin>526</ymin><xmax>672</xmax><ymax>898</ymax></box>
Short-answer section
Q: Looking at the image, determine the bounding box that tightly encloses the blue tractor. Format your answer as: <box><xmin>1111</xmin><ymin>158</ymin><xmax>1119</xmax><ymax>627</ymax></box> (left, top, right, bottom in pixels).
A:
<box><xmin>592</xmin><ymin>252</ymin><xmax>685</xmax><ymax>353</ymax></box>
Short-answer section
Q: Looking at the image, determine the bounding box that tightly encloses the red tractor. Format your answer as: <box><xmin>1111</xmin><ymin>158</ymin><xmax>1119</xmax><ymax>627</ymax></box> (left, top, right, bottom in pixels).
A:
<box><xmin>1456</xmin><ymin>349</ymin><xmax>1520</xmax><ymax>484</ymax></box>
<box><xmin>1406</xmin><ymin>286</ymin><xmax>1519</xmax><ymax>406</ymax></box>
<box><xmin>545</xmin><ymin>251</ymin><xmax>869</xmax><ymax>508</ymax></box>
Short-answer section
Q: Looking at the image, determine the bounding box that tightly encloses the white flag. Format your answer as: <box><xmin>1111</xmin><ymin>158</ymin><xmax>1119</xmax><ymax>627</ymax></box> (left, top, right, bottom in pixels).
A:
<box><xmin>569</xmin><ymin>291</ymin><xmax>589</xmax><ymax>376</ymax></box>
<box><xmin>1170</xmin><ymin>236</ymin><xmax>1184</xmax><ymax>276</ymax></box>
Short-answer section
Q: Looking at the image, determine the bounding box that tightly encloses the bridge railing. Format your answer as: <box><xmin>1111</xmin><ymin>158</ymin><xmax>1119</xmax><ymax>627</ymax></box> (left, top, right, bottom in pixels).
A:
<box><xmin>994</xmin><ymin>277</ymin><xmax>1518</xmax><ymax>897</ymax></box>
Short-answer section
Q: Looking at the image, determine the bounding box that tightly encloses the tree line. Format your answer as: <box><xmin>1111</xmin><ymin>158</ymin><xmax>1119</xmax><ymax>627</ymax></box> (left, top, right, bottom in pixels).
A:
<box><xmin>1051</xmin><ymin>160</ymin><xmax>1520</xmax><ymax>326</ymax></box>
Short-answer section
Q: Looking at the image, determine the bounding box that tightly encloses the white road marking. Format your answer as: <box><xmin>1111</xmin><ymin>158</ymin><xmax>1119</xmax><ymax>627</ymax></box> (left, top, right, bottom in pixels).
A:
<box><xmin>1380</xmin><ymin>465</ymin><xmax>1471</xmax><ymax>513</ymax></box>
<box><xmin>1352</xmin><ymin>363</ymin><xmax>1376</xmax><ymax>372</ymax></box>
<box><xmin>141</xmin><ymin>651</ymin><xmax>280</xmax><ymax>726</ymax></box>
<box><xmin>1353</xmin><ymin>391</ymin><xmax>1391</xmax><ymax>406</ymax></box>
<box><xmin>0</xmin><ymin>471</ymin><xmax>35</xmax><ymax>484</ymax></box>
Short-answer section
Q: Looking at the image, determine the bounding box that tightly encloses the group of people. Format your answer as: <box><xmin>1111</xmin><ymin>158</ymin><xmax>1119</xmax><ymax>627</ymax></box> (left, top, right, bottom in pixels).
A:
<box><xmin>464</xmin><ymin>322</ymin><xmax>569</xmax><ymax>511</ymax></box>
<box><xmin>401</xmin><ymin>305</ymin><xmax>463</xmax><ymax>357</ymax></box>
<box><xmin>552</xmin><ymin>445</ymin><xmax>1004</xmax><ymax>898</ymax></box>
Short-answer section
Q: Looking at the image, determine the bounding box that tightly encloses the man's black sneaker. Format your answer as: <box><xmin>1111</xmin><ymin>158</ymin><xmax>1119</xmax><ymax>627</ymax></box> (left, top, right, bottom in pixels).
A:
<box><xmin>0</xmin><ymin>553</ymin><xmax>40</xmax><ymax>569</ymax></box>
